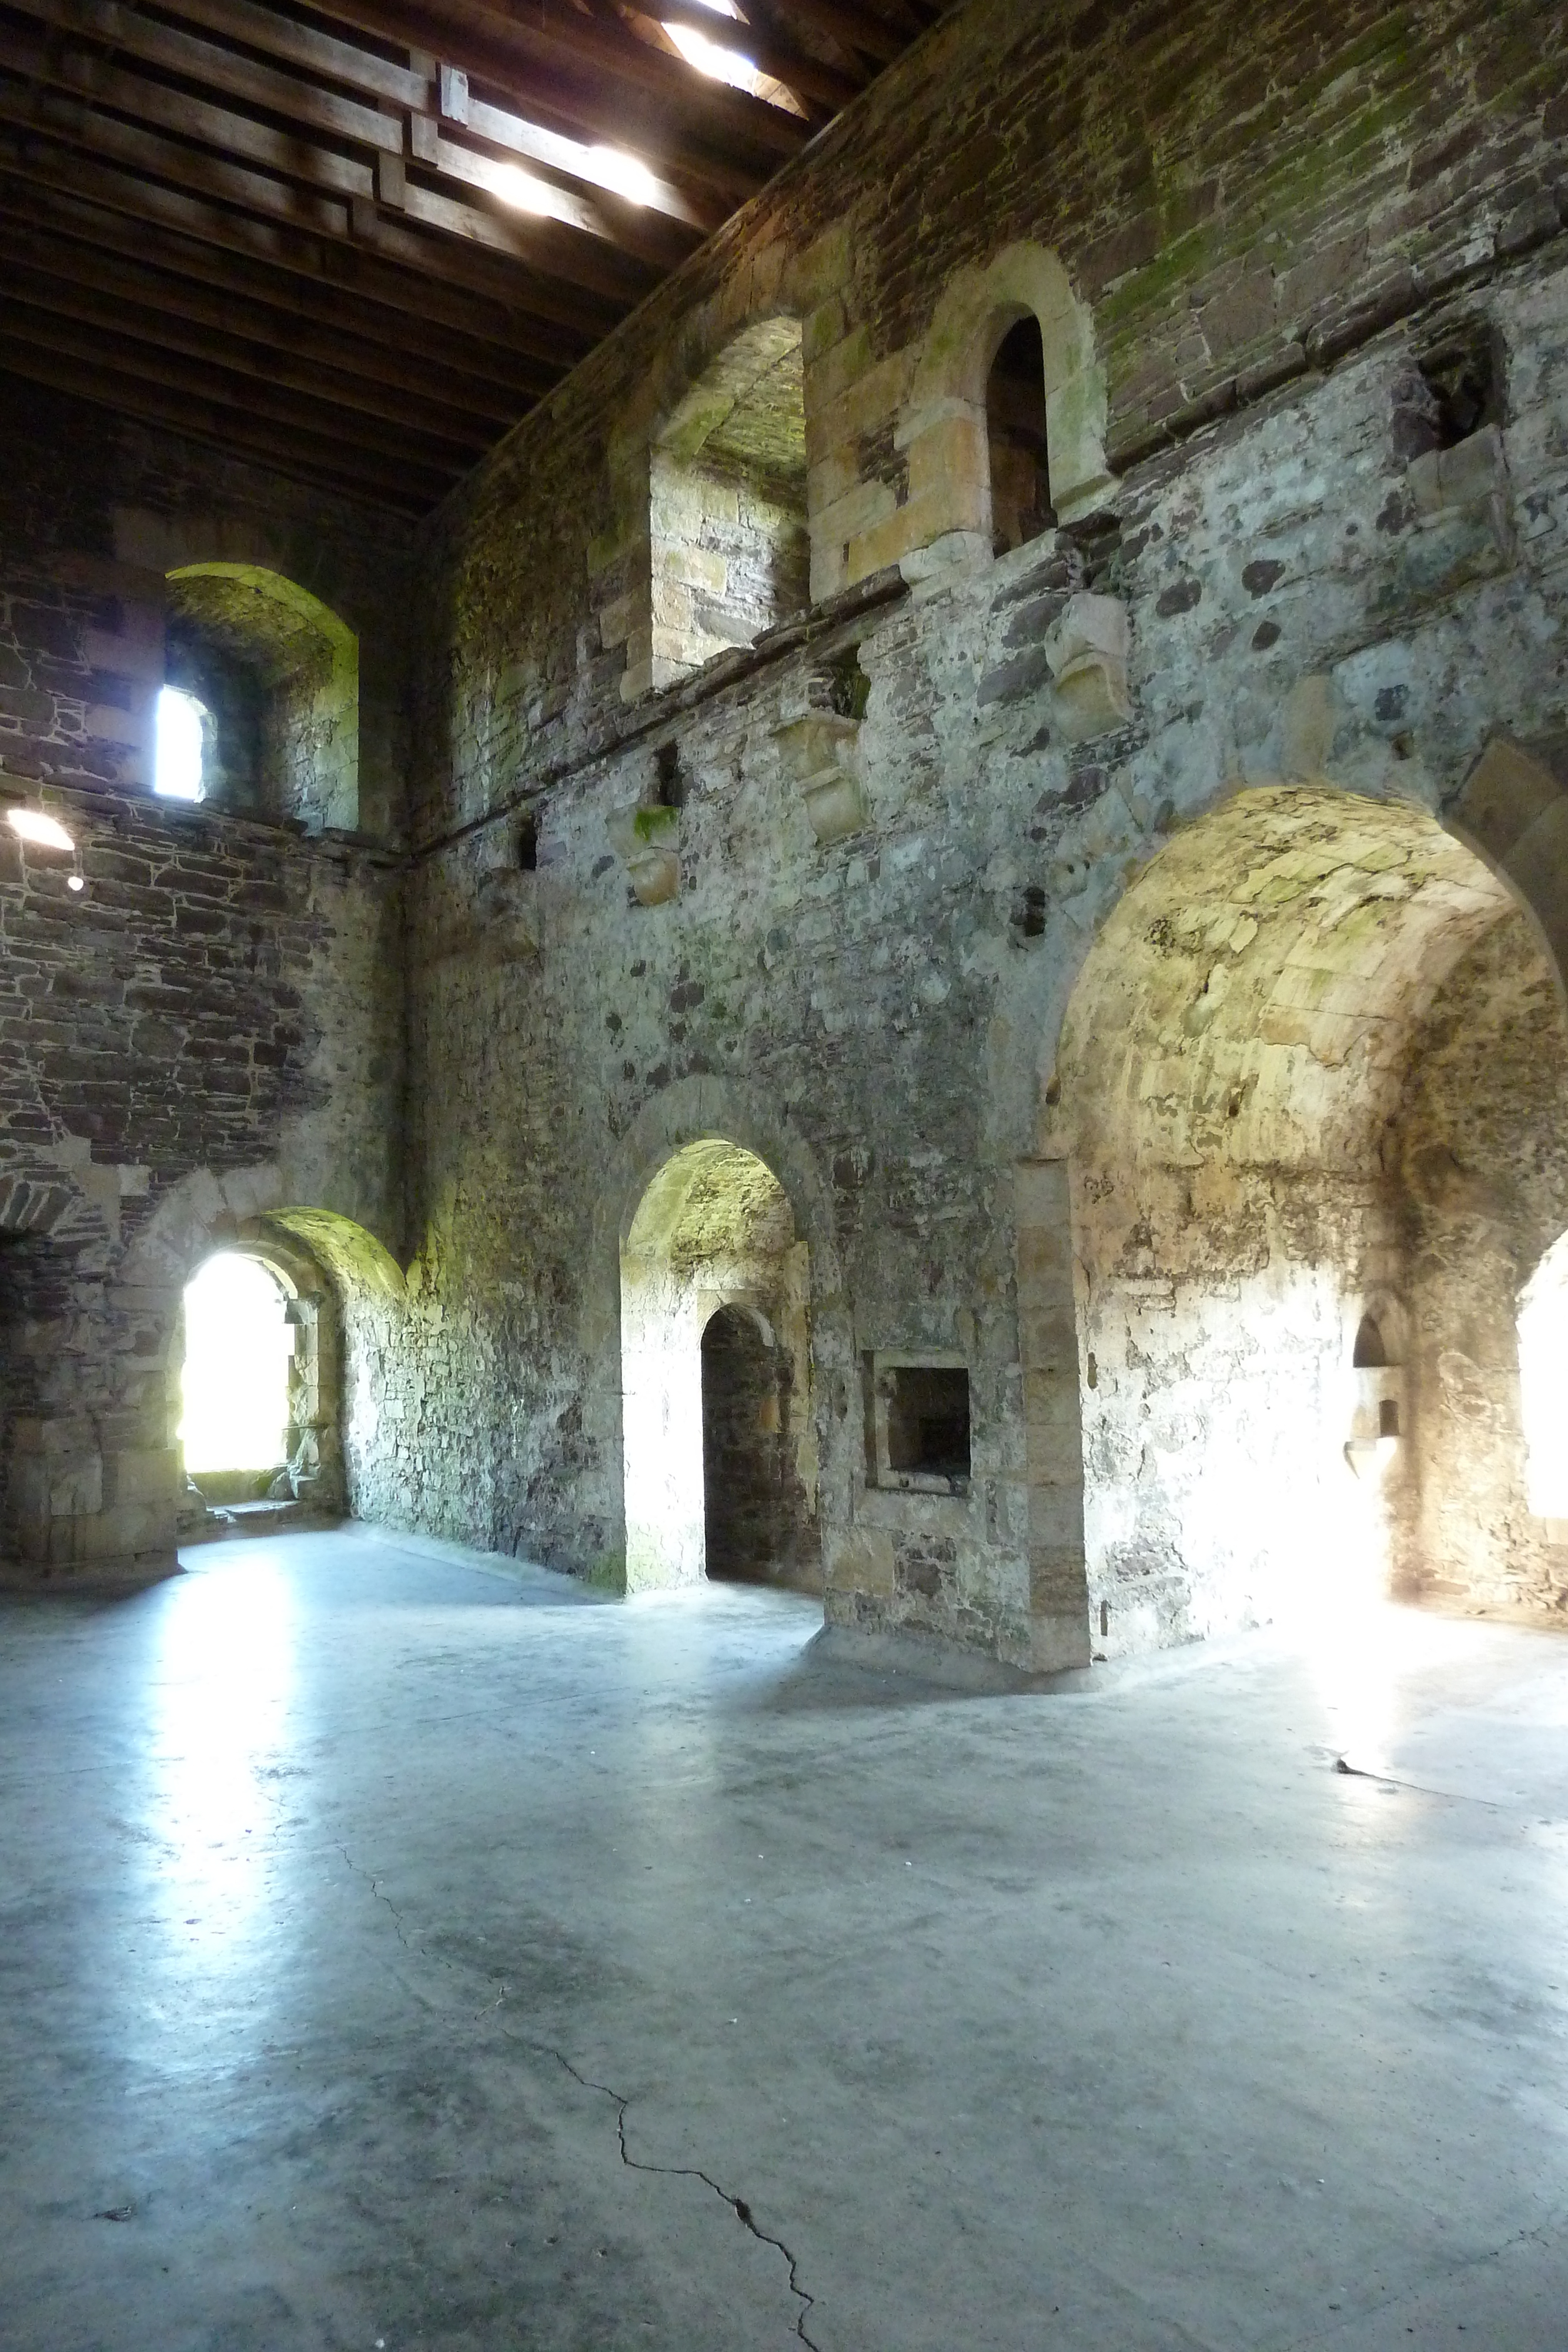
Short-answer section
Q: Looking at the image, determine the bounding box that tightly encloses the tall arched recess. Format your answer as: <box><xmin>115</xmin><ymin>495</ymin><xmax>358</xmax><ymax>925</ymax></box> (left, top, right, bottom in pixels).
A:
<box><xmin>620</xmin><ymin>1138</ymin><xmax>818</xmax><ymax>1593</ymax></box>
<box><xmin>634</xmin><ymin>316</ymin><xmax>807</xmax><ymax>697</ymax></box>
<box><xmin>897</xmin><ymin>242</ymin><xmax>1115</xmax><ymax>559</ymax></box>
<box><xmin>165</xmin><ymin>563</ymin><xmax>359</xmax><ymax>831</ymax></box>
<box><xmin>1029</xmin><ymin>782</ymin><xmax>1568</xmax><ymax>1658</ymax></box>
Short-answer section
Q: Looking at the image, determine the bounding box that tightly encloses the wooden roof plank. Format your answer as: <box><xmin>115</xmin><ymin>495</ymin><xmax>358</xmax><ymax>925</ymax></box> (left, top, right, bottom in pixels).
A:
<box><xmin>0</xmin><ymin>133</ymin><xmax>584</xmax><ymax>368</ymax></box>
<box><xmin>0</xmin><ymin>297</ymin><xmax>474</xmax><ymax>476</ymax></box>
<box><xmin>5</xmin><ymin>0</ymin><xmax>407</xmax><ymax>152</ymax></box>
<box><xmin>0</xmin><ymin>115</ymin><xmax>617</xmax><ymax>352</ymax></box>
<box><xmin>141</xmin><ymin>0</ymin><xmax>432</xmax><ymax>111</ymax></box>
<box><xmin>0</xmin><ymin>340</ymin><xmax>457</xmax><ymax>510</ymax></box>
<box><xmin>0</xmin><ymin>78</ymin><xmax>353</xmax><ymax>232</ymax></box>
<box><xmin>633</xmin><ymin>0</ymin><xmax>862</xmax><ymax>110</ymax></box>
<box><xmin>428</xmin><ymin>130</ymin><xmax>696</xmax><ymax>271</ymax></box>
<box><xmin>295</xmin><ymin>0</ymin><xmax>795</xmax><ymax>183</ymax></box>
<box><xmin>394</xmin><ymin>179</ymin><xmax>654</xmax><ymax>312</ymax></box>
<box><xmin>0</xmin><ymin>178</ymin><xmax>550</xmax><ymax>410</ymax></box>
<box><xmin>3</xmin><ymin>255</ymin><xmax>496</xmax><ymax>452</ymax></box>
<box><xmin>460</xmin><ymin>91</ymin><xmax>719</xmax><ymax>232</ymax></box>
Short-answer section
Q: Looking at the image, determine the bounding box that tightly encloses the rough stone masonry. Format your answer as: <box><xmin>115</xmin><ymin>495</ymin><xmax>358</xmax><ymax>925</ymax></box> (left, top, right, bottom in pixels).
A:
<box><xmin>2</xmin><ymin>0</ymin><xmax>1567</xmax><ymax>1676</ymax></box>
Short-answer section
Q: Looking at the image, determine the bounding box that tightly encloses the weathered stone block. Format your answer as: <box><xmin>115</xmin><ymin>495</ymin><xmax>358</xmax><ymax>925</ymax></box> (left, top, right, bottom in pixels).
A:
<box><xmin>773</xmin><ymin>711</ymin><xmax>868</xmax><ymax>845</ymax></box>
<box><xmin>1041</xmin><ymin>592</ymin><xmax>1132</xmax><ymax>741</ymax></box>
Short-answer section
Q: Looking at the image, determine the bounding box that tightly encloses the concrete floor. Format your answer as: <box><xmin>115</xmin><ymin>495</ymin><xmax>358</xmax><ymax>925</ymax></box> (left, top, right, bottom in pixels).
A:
<box><xmin>4</xmin><ymin>1532</ymin><xmax>1568</xmax><ymax>2351</ymax></box>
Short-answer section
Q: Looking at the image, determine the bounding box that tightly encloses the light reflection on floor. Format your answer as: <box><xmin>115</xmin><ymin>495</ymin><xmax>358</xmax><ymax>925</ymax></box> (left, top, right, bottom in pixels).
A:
<box><xmin>143</xmin><ymin>1556</ymin><xmax>296</xmax><ymax>1982</ymax></box>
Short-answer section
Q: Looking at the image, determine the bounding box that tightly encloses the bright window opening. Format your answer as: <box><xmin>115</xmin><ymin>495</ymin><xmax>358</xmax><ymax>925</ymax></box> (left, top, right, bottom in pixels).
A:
<box><xmin>1519</xmin><ymin>1233</ymin><xmax>1568</xmax><ymax>1517</ymax></box>
<box><xmin>179</xmin><ymin>1253</ymin><xmax>293</xmax><ymax>1475</ymax></box>
<box><xmin>155</xmin><ymin>684</ymin><xmax>208</xmax><ymax>801</ymax></box>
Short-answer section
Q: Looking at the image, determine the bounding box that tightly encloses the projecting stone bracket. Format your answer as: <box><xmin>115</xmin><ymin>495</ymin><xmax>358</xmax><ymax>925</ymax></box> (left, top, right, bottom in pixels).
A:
<box><xmin>473</xmin><ymin>867</ymin><xmax>540</xmax><ymax>959</ymax></box>
<box><xmin>608</xmin><ymin>803</ymin><xmax>681</xmax><ymax>905</ymax></box>
<box><xmin>1375</xmin><ymin>425</ymin><xmax>1516</xmax><ymax>618</ymax></box>
<box><xmin>772</xmin><ymin>710</ymin><xmax>868</xmax><ymax>846</ymax></box>
<box><xmin>1041</xmin><ymin>591</ymin><xmax>1132</xmax><ymax>743</ymax></box>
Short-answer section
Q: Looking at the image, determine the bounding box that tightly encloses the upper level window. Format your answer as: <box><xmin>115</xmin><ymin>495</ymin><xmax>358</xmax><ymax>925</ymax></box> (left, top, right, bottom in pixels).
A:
<box><xmin>649</xmin><ymin>318</ymin><xmax>807</xmax><ymax>690</ymax></box>
<box><xmin>154</xmin><ymin>684</ymin><xmax>209</xmax><ymax>801</ymax></box>
<box><xmin>162</xmin><ymin>564</ymin><xmax>359</xmax><ymax>831</ymax></box>
<box><xmin>986</xmin><ymin>315</ymin><xmax>1054</xmax><ymax>554</ymax></box>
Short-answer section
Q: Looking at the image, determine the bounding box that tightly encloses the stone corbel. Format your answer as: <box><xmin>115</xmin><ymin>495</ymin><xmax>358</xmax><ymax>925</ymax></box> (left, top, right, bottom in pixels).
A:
<box><xmin>608</xmin><ymin>803</ymin><xmax>681</xmax><ymax>906</ymax></box>
<box><xmin>1406</xmin><ymin>422</ymin><xmax>1509</xmax><ymax>522</ymax></box>
<box><xmin>1042</xmin><ymin>592</ymin><xmax>1132</xmax><ymax>743</ymax></box>
<box><xmin>773</xmin><ymin>711</ymin><xmax>867</xmax><ymax>845</ymax></box>
<box><xmin>473</xmin><ymin>866</ymin><xmax>540</xmax><ymax>960</ymax></box>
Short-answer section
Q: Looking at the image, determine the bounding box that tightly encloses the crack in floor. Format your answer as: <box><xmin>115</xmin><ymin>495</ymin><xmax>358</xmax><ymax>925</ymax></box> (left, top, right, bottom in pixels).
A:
<box><xmin>1333</xmin><ymin>1756</ymin><xmax>1502</xmax><ymax>1807</ymax></box>
<box><xmin>337</xmin><ymin>1845</ymin><xmax>411</xmax><ymax>1947</ymax></box>
<box><xmin>550</xmin><ymin>2049</ymin><xmax>823</xmax><ymax>2352</ymax></box>
<box><xmin>337</xmin><ymin>1857</ymin><xmax>824</xmax><ymax>2347</ymax></box>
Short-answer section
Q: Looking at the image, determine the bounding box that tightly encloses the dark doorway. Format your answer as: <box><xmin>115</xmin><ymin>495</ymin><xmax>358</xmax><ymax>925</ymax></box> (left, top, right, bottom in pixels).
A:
<box><xmin>701</xmin><ymin>1304</ymin><xmax>790</xmax><ymax>1583</ymax></box>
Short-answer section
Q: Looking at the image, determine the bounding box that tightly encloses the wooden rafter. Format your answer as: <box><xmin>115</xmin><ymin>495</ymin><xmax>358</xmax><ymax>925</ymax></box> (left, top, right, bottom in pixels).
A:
<box><xmin>0</xmin><ymin>0</ymin><xmax>927</xmax><ymax>514</ymax></box>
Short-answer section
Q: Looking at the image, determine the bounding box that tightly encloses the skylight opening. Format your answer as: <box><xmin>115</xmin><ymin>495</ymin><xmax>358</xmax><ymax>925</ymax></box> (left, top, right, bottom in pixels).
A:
<box><xmin>586</xmin><ymin>145</ymin><xmax>660</xmax><ymax>205</ymax></box>
<box><xmin>664</xmin><ymin>0</ymin><xmax>768</xmax><ymax>99</ymax></box>
<box><xmin>490</xmin><ymin>162</ymin><xmax>562</xmax><ymax>217</ymax></box>
<box><xmin>154</xmin><ymin>684</ymin><xmax>208</xmax><ymax>801</ymax></box>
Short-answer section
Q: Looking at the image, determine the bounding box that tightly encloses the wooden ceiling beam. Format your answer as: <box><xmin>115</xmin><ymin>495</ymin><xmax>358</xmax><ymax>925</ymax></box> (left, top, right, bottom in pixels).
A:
<box><xmin>0</xmin><ymin>87</ymin><xmax>637</xmax><ymax>338</ymax></box>
<box><xmin>14</xmin><ymin>38</ymin><xmax>377</xmax><ymax>204</ymax></box>
<box><xmin>0</xmin><ymin>177</ymin><xmax>553</xmax><ymax>412</ymax></box>
<box><xmin>0</xmin><ymin>299</ymin><xmax>473</xmax><ymax>480</ymax></box>
<box><xmin>0</xmin><ymin>342</ymin><xmax>457</xmax><ymax>510</ymax></box>
<box><xmin>0</xmin><ymin>131</ymin><xmax>590</xmax><ymax>371</ymax></box>
<box><xmin>136</xmin><ymin>0</ymin><xmax>432</xmax><ymax>112</ymax></box>
<box><xmin>2</xmin><ymin>255</ymin><xmax>496</xmax><ymax>456</ymax></box>
<box><xmin>2</xmin><ymin>24</ymin><xmax>697</xmax><ymax>275</ymax></box>
<box><xmin>388</xmin><ymin>180</ymin><xmax>654</xmax><ymax>314</ymax></box>
<box><xmin>4</xmin><ymin>0</ymin><xmax>406</xmax><ymax>153</ymax></box>
<box><xmin>426</xmin><ymin>131</ymin><xmax>696</xmax><ymax>273</ymax></box>
<box><xmin>297</xmin><ymin>0</ymin><xmax>800</xmax><ymax>179</ymax></box>
<box><xmin>459</xmin><ymin>90</ymin><xmax>721</xmax><ymax>233</ymax></box>
<box><xmin>0</xmin><ymin>78</ymin><xmax>352</xmax><ymax>233</ymax></box>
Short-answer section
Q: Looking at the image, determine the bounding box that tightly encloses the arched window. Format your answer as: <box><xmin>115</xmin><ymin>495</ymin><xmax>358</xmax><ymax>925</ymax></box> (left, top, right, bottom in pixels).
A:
<box><xmin>647</xmin><ymin>318</ymin><xmax>807</xmax><ymax>689</ymax></box>
<box><xmin>1517</xmin><ymin>1234</ymin><xmax>1568</xmax><ymax>1516</ymax></box>
<box><xmin>154</xmin><ymin>684</ymin><xmax>210</xmax><ymax>801</ymax></box>
<box><xmin>163</xmin><ymin>564</ymin><xmax>359</xmax><ymax>830</ymax></box>
<box><xmin>985</xmin><ymin>316</ymin><xmax>1053</xmax><ymax>554</ymax></box>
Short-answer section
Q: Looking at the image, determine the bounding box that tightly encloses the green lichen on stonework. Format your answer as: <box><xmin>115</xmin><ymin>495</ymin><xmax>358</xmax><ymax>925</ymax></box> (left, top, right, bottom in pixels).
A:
<box><xmin>1310</xmin><ymin>9</ymin><xmax>1417</xmax><ymax>91</ymax></box>
<box><xmin>587</xmin><ymin>1546</ymin><xmax>626</xmax><ymax>1592</ymax></box>
<box><xmin>1095</xmin><ymin>224</ymin><xmax>1226</xmax><ymax>333</ymax></box>
<box><xmin>632</xmin><ymin>803</ymin><xmax>680</xmax><ymax>843</ymax></box>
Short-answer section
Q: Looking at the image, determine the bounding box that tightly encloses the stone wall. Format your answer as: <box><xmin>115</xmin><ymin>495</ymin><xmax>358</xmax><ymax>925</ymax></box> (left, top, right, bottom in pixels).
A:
<box><xmin>370</xmin><ymin>0</ymin><xmax>1568</xmax><ymax>1663</ymax></box>
<box><xmin>0</xmin><ymin>783</ymin><xmax>404</xmax><ymax>1575</ymax></box>
<box><xmin>0</xmin><ymin>383</ymin><xmax>409</xmax><ymax>1578</ymax></box>
<box><xmin>1394</xmin><ymin>914</ymin><xmax>1568</xmax><ymax>1618</ymax></box>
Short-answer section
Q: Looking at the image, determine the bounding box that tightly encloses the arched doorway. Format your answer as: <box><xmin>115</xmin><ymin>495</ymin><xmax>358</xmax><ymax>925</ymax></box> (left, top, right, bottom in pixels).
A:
<box><xmin>180</xmin><ymin>1252</ymin><xmax>293</xmax><ymax>1498</ymax></box>
<box><xmin>176</xmin><ymin>1231</ymin><xmax>346</xmax><ymax>1516</ymax></box>
<box><xmin>1038</xmin><ymin>783</ymin><xmax>1568</xmax><ymax>1653</ymax></box>
<box><xmin>620</xmin><ymin>1139</ymin><xmax>817</xmax><ymax>1592</ymax></box>
<box><xmin>700</xmin><ymin>1302</ymin><xmax>802</xmax><ymax>1584</ymax></box>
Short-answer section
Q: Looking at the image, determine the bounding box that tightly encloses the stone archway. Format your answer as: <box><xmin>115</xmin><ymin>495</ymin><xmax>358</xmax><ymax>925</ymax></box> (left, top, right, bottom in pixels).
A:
<box><xmin>1031</xmin><ymin>781</ymin><xmax>1568</xmax><ymax>1655</ymax></box>
<box><xmin>620</xmin><ymin>1137</ymin><xmax>818</xmax><ymax>1593</ymax></box>
<box><xmin>581</xmin><ymin>1074</ymin><xmax>847</xmax><ymax>1599</ymax></box>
